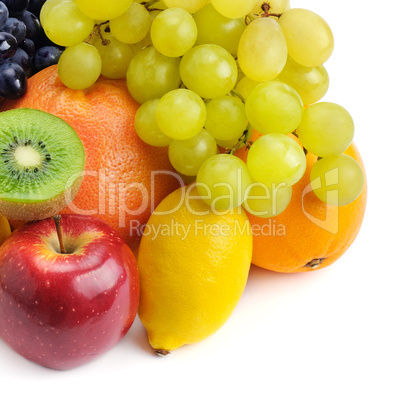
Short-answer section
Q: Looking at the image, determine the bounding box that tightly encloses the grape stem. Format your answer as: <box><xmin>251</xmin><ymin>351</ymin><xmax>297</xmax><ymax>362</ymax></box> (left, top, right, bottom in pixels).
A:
<box><xmin>143</xmin><ymin>0</ymin><xmax>159</xmax><ymax>10</ymax></box>
<box><xmin>230</xmin><ymin>89</ymin><xmax>245</xmax><ymax>103</ymax></box>
<box><xmin>292</xmin><ymin>130</ymin><xmax>309</xmax><ymax>155</ymax></box>
<box><xmin>228</xmin><ymin>124</ymin><xmax>253</xmax><ymax>155</ymax></box>
<box><xmin>227</xmin><ymin>90</ymin><xmax>252</xmax><ymax>154</ymax></box>
<box><xmin>263</xmin><ymin>12</ymin><xmax>282</xmax><ymax>18</ymax></box>
<box><xmin>245</xmin><ymin>2</ymin><xmax>283</xmax><ymax>25</ymax></box>
<box><xmin>87</xmin><ymin>21</ymin><xmax>110</xmax><ymax>45</ymax></box>
<box><xmin>260</xmin><ymin>2</ymin><xmax>282</xmax><ymax>18</ymax></box>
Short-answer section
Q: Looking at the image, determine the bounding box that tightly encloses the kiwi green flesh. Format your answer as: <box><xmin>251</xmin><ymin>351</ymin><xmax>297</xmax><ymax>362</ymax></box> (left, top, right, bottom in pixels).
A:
<box><xmin>0</xmin><ymin>108</ymin><xmax>85</xmax><ymax>218</ymax></box>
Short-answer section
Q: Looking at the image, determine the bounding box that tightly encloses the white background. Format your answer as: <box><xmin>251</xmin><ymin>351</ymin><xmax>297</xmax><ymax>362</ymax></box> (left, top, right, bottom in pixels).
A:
<box><xmin>1</xmin><ymin>1</ymin><xmax>401</xmax><ymax>401</ymax></box>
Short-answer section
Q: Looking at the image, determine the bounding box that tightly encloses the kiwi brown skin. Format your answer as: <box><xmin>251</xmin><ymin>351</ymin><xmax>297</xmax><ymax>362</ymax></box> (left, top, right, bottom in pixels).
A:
<box><xmin>0</xmin><ymin>174</ymin><xmax>83</xmax><ymax>221</ymax></box>
<box><xmin>0</xmin><ymin>108</ymin><xmax>85</xmax><ymax>221</ymax></box>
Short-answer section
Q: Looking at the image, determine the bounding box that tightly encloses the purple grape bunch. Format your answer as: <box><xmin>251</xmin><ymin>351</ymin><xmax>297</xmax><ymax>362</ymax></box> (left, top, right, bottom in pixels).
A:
<box><xmin>0</xmin><ymin>0</ymin><xmax>64</xmax><ymax>100</ymax></box>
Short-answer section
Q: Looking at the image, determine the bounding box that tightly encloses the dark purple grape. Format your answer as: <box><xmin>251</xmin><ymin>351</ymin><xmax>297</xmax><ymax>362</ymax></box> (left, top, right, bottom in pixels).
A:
<box><xmin>0</xmin><ymin>31</ymin><xmax>18</xmax><ymax>60</ymax></box>
<box><xmin>8</xmin><ymin>46</ymin><xmax>31</xmax><ymax>76</ymax></box>
<box><xmin>17</xmin><ymin>10</ymin><xmax>40</xmax><ymax>40</ymax></box>
<box><xmin>0</xmin><ymin>1</ymin><xmax>9</xmax><ymax>30</ymax></box>
<box><xmin>1</xmin><ymin>0</ymin><xmax>29</xmax><ymax>14</ymax></box>
<box><xmin>33</xmin><ymin>45</ymin><xmax>63</xmax><ymax>72</ymax></box>
<box><xmin>26</xmin><ymin>0</ymin><xmax>45</xmax><ymax>18</ymax></box>
<box><xmin>3</xmin><ymin>17</ymin><xmax>26</xmax><ymax>43</ymax></box>
<box><xmin>0</xmin><ymin>61</ymin><xmax>27</xmax><ymax>99</ymax></box>
<box><xmin>19</xmin><ymin>36</ymin><xmax>34</xmax><ymax>57</ymax></box>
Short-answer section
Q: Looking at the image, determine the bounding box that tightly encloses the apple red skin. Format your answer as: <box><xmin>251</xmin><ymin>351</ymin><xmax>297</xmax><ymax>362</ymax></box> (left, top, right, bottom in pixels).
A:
<box><xmin>0</xmin><ymin>215</ymin><xmax>140</xmax><ymax>370</ymax></box>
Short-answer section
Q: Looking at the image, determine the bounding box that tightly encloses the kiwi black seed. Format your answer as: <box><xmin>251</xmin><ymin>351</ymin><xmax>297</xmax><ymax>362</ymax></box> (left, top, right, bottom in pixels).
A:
<box><xmin>0</xmin><ymin>108</ymin><xmax>85</xmax><ymax>221</ymax></box>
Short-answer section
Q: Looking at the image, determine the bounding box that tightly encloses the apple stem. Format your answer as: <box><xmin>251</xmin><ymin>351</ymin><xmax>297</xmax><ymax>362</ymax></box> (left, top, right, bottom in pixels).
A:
<box><xmin>53</xmin><ymin>215</ymin><xmax>67</xmax><ymax>254</ymax></box>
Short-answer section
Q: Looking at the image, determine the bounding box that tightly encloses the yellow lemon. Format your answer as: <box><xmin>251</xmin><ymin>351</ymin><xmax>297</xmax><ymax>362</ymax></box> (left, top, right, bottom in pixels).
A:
<box><xmin>138</xmin><ymin>185</ymin><xmax>253</xmax><ymax>354</ymax></box>
<box><xmin>0</xmin><ymin>216</ymin><xmax>11</xmax><ymax>246</ymax></box>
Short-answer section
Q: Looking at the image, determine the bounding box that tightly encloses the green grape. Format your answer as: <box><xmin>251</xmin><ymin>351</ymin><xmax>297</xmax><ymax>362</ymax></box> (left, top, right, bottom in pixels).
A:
<box><xmin>168</xmin><ymin>129</ymin><xmax>218</xmax><ymax>176</ymax></box>
<box><xmin>74</xmin><ymin>0</ymin><xmax>133</xmax><ymax>21</ymax></box>
<box><xmin>205</xmin><ymin>95</ymin><xmax>248</xmax><ymax>141</ymax></box>
<box><xmin>279</xmin><ymin>8</ymin><xmax>334</xmax><ymax>67</ymax></box>
<box><xmin>193</xmin><ymin>4</ymin><xmax>246</xmax><ymax>56</ymax></box>
<box><xmin>215</xmin><ymin>137</ymin><xmax>240</xmax><ymax>149</ymax></box>
<box><xmin>163</xmin><ymin>0</ymin><xmax>208</xmax><ymax>14</ymax></box>
<box><xmin>211</xmin><ymin>0</ymin><xmax>255</xmax><ymax>19</ymax></box>
<box><xmin>245</xmin><ymin>81</ymin><xmax>303</xmax><ymax>135</ymax></box>
<box><xmin>148</xmin><ymin>1</ymin><xmax>167</xmax><ymax>10</ymax></box>
<box><xmin>156</xmin><ymin>89</ymin><xmax>207</xmax><ymax>140</ymax></box>
<box><xmin>126</xmin><ymin>46</ymin><xmax>181</xmax><ymax>104</ymax></box>
<box><xmin>250</xmin><ymin>0</ymin><xmax>290</xmax><ymax>15</ymax></box>
<box><xmin>247</xmin><ymin>134</ymin><xmax>306</xmax><ymax>187</ymax></box>
<box><xmin>196</xmin><ymin>153</ymin><xmax>252</xmax><ymax>211</ymax></box>
<box><xmin>92</xmin><ymin>31</ymin><xmax>135</xmax><ymax>79</ymax></box>
<box><xmin>40</xmin><ymin>0</ymin><xmax>72</xmax><ymax>26</ymax></box>
<box><xmin>310</xmin><ymin>154</ymin><xmax>364</xmax><ymax>206</ymax></box>
<box><xmin>278</xmin><ymin>57</ymin><xmax>329</xmax><ymax>106</ymax></box>
<box><xmin>57</xmin><ymin>42</ymin><xmax>101</xmax><ymax>90</ymax></box>
<box><xmin>237</xmin><ymin>17</ymin><xmax>287</xmax><ymax>82</ymax></box>
<box><xmin>131</xmin><ymin>41</ymin><xmax>146</xmax><ymax>55</ymax></box>
<box><xmin>236</xmin><ymin>60</ymin><xmax>245</xmax><ymax>83</ymax></box>
<box><xmin>180</xmin><ymin>44</ymin><xmax>237</xmax><ymax>99</ymax></box>
<box><xmin>136</xmin><ymin>10</ymin><xmax>162</xmax><ymax>49</ymax></box>
<box><xmin>234</xmin><ymin>76</ymin><xmax>260</xmax><ymax>100</ymax></box>
<box><xmin>43</xmin><ymin>2</ymin><xmax>94</xmax><ymax>47</ymax></box>
<box><xmin>151</xmin><ymin>8</ymin><xmax>197</xmax><ymax>58</ymax></box>
<box><xmin>243</xmin><ymin>182</ymin><xmax>292</xmax><ymax>218</ymax></box>
<box><xmin>298</xmin><ymin>102</ymin><xmax>354</xmax><ymax>157</ymax></box>
<box><xmin>134</xmin><ymin>99</ymin><xmax>172</xmax><ymax>147</ymax></box>
<box><xmin>109</xmin><ymin>2</ymin><xmax>151</xmax><ymax>44</ymax></box>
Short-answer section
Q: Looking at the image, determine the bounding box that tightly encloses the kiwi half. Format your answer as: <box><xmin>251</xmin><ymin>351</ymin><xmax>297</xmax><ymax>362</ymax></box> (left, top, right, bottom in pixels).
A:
<box><xmin>0</xmin><ymin>108</ymin><xmax>85</xmax><ymax>221</ymax></box>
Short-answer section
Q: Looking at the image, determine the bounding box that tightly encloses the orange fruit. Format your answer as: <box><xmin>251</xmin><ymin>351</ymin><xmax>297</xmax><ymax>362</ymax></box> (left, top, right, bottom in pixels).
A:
<box><xmin>0</xmin><ymin>65</ymin><xmax>180</xmax><ymax>251</ymax></box>
<box><xmin>236</xmin><ymin>132</ymin><xmax>367</xmax><ymax>273</ymax></box>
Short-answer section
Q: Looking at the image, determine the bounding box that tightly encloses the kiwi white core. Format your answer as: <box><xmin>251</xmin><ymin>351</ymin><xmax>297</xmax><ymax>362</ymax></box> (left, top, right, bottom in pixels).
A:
<box><xmin>14</xmin><ymin>146</ymin><xmax>42</xmax><ymax>168</ymax></box>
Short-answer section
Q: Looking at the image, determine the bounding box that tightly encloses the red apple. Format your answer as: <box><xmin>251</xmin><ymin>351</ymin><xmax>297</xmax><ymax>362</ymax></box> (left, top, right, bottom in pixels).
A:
<box><xmin>0</xmin><ymin>214</ymin><xmax>140</xmax><ymax>370</ymax></box>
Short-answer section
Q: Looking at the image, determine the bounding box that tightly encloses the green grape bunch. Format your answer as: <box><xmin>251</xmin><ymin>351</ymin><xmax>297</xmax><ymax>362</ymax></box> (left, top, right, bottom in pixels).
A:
<box><xmin>39</xmin><ymin>0</ymin><xmax>365</xmax><ymax>215</ymax></box>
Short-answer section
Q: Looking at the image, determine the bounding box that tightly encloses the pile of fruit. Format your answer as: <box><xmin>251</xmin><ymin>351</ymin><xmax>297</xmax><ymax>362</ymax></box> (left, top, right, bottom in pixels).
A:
<box><xmin>0</xmin><ymin>0</ymin><xmax>367</xmax><ymax>370</ymax></box>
